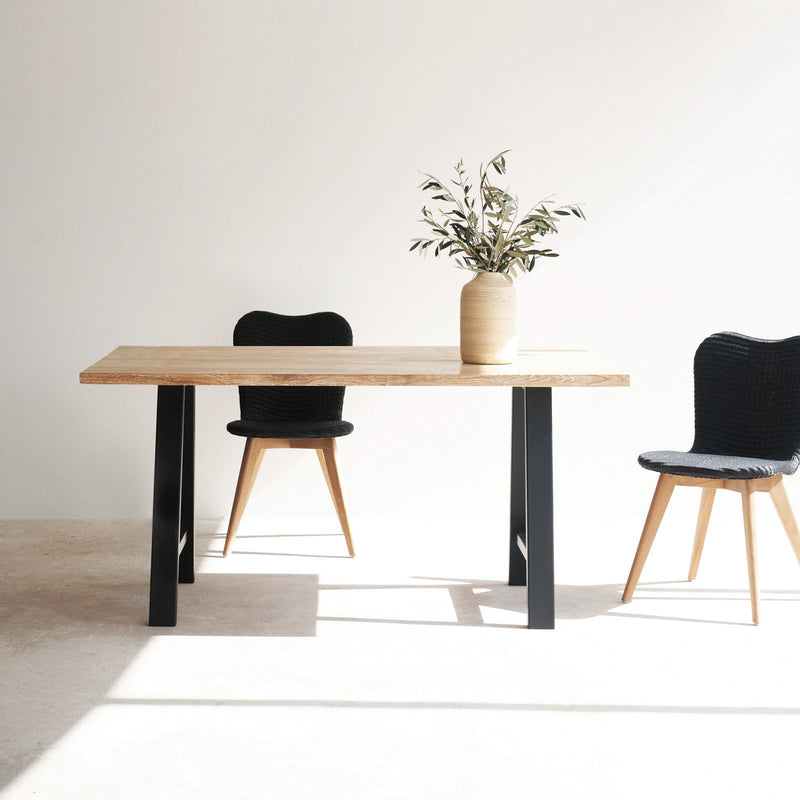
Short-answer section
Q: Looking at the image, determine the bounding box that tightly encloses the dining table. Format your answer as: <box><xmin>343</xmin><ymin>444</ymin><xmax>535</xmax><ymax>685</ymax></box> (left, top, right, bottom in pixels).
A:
<box><xmin>80</xmin><ymin>345</ymin><xmax>629</xmax><ymax>629</ymax></box>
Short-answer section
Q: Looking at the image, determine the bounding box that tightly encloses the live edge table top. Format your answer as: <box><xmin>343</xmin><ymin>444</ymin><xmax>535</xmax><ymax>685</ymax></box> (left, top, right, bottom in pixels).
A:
<box><xmin>80</xmin><ymin>345</ymin><xmax>629</xmax><ymax>388</ymax></box>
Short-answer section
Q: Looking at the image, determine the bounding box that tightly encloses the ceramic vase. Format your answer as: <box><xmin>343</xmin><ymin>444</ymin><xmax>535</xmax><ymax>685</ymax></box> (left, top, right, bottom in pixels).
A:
<box><xmin>459</xmin><ymin>271</ymin><xmax>518</xmax><ymax>364</ymax></box>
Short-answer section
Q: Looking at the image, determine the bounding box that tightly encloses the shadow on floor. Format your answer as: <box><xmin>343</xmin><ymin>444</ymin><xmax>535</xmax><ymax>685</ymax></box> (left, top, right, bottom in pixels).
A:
<box><xmin>1</xmin><ymin>518</ymin><xmax>633</xmax><ymax>788</ymax></box>
<box><xmin>313</xmin><ymin>577</ymin><xmax>627</xmax><ymax>627</ymax></box>
<box><xmin>0</xmin><ymin>520</ymin><xmax>316</xmax><ymax>789</ymax></box>
<box><xmin>5</xmin><ymin>520</ymin><xmax>796</xmax><ymax>790</ymax></box>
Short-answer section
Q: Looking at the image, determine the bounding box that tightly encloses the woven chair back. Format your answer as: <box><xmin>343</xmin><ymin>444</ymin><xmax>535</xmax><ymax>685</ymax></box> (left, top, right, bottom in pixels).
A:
<box><xmin>234</xmin><ymin>310</ymin><xmax>352</xmax><ymax>423</ymax></box>
<box><xmin>691</xmin><ymin>332</ymin><xmax>800</xmax><ymax>465</ymax></box>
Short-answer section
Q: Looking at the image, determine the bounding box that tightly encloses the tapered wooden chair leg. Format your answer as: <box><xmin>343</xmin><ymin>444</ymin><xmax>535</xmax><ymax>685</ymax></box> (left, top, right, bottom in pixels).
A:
<box><xmin>769</xmin><ymin>478</ymin><xmax>800</xmax><ymax>566</ymax></box>
<box><xmin>224</xmin><ymin>438</ymin><xmax>265</xmax><ymax>557</ymax></box>
<box><xmin>317</xmin><ymin>439</ymin><xmax>355</xmax><ymax>556</ymax></box>
<box><xmin>623</xmin><ymin>474</ymin><xmax>675</xmax><ymax>601</ymax></box>
<box><xmin>741</xmin><ymin>483</ymin><xmax>760</xmax><ymax>625</ymax></box>
<box><xmin>689</xmin><ymin>488</ymin><xmax>716</xmax><ymax>580</ymax></box>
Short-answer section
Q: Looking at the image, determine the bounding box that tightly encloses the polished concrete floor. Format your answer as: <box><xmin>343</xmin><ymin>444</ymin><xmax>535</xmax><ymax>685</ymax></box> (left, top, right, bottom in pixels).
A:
<box><xmin>2</xmin><ymin>505</ymin><xmax>800</xmax><ymax>799</ymax></box>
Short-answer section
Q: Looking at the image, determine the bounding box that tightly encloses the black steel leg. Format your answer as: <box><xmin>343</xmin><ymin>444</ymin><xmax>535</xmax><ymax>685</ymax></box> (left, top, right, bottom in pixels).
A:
<box><xmin>524</xmin><ymin>387</ymin><xmax>554</xmax><ymax>629</ymax></box>
<box><xmin>178</xmin><ymin>386</ymin><xmax>195</xmax><ymax>585</ymax></box>
<box><xmin>149</xmin><ymin>385</ymin><xmax>186</xmax><ymax>627</ymax></box>
<box><xmin>509</xmin><ymin>387</ymin><xmax>555</xmax><ymax>629</ymax></box>
<box><xmin>509</xmin><ymin>387</ymin><xmax>527</xmax><ymax>585</ymax></box>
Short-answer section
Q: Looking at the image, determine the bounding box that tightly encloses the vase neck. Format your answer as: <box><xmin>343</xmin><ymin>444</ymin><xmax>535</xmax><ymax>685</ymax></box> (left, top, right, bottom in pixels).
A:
<box><xmin>472</xmin><ymin>271</ymin><xmax>512</xmax><ymax>288</ymax></box>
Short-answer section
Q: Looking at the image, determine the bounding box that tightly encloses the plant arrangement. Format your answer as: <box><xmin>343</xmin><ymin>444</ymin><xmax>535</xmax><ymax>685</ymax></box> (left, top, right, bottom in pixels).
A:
<box><xmin>410</xmin><ymin>150</ymin><xmax>585</xmax><ymax>280</ymax></box>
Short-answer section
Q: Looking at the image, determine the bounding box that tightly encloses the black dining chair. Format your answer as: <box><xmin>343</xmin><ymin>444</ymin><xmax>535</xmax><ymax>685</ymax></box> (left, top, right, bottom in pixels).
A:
<box><xmin>623</xmin><ymin>332</ymin><xmax>800</xmax><ymax>623</ymax></box>
<box><xmin>223</xmin><ymin>310</ymin><xmax>355</xmax><ymax>557</ymax></box>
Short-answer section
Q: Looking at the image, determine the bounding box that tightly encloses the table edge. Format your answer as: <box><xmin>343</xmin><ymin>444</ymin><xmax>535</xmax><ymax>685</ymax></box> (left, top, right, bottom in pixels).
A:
<box><xmin>80</xmin><ymin>371</ymin><xmax>630</xmax><ymax>387</ymax></box>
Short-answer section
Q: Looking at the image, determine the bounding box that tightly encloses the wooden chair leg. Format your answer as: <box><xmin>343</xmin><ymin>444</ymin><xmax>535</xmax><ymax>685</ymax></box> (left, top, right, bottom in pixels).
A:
<box><xmin>688</xmin><ymin>488</ymin><xmax>716</xmax><ymax>580</ymax></box>
<box><xmin>317</xmin><ymin>439</ymin><xmax>355</xmax><ymax>556</ymax></box>
<box><xmin>223</xmin><ymin>438</ymin><xmax>265</xmax><ymax>557</ymax></box>
<box><xmin>741</xmin><ymin>482</ymin><xmax>760</xmax><ymax>625</ymax></box>
<box><xmin>623</xmin><ymin>474</ymin><xmax>675</xmax><ymax>602</ymax></box>
<box><xmin>768</xmin><ymin>478</ymin><xmax>800</xmax><ymax>566</ymax></box>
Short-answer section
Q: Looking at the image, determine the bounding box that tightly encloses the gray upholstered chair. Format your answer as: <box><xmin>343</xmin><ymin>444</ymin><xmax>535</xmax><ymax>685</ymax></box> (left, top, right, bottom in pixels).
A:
<box><xmin>623</xmin><ymin>332</ymin><xmax>800</xmax><ymax>623</ymax></box>
<box><xmin>223</xmin><ymin>310</ymin><xmax>355</xmax><ymax>557</ymax></box>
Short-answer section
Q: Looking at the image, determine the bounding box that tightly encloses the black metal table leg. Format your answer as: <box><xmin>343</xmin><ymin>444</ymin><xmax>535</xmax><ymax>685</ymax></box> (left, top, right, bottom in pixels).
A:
<box><xmin>509</xmin><ymin>387</ymin><xmax>527</xmax><ymax>586</ymax></box>
<box><xmin>149</xmin><ymin>385</ymin><xmax>189</xmax><ymax>627</ymax></box>
<box><xmin>509</xmin><ymin>387</ymin><xmax>555</xmax><ymax>629</ymax></box>
<box><xmin>524</xmin><ymin>387</ymin><xmax>554</xmax><ymax>628</ymax></box>
<box><xmin>178</xmin><ymin>386</ymin><xmax>195</xmax><ymax>585</ymax></box>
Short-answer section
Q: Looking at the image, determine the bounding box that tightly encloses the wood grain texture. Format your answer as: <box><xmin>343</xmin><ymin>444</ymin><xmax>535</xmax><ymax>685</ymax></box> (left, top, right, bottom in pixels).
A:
<box><xmin>80</xmin><ymin>346</ymin><xmax>630</xmax><ymax>388</ymax></box>
<box><xmin>223</xmin><ymin>437</ymin><xmax>265</xmax><ymax>557</ymax></box>
<box><xmin>622</xmin><ymin>473</ymin><xmax>676</xmax><ymax>602</ymax></box>
<box><xmin>741</xmin><ymin>483</ymin><xmax>760</xmax><ymax>625</ymax></box>
<box><xmin>223</xmin><ymin>436</ymin><xmax>355</xmax><ymax>558</ymax></box>
<box><xmin>316</xmin><ymin>439</ymin><xmax>354</xmax><ymax>557</ymax></box>
<box><xmin>769</xmin><ymin>479</ymin><xmax>800</xmax><ymax>567</ymax></box>
<box><xmin>668</xmin><ymin>474</ymin><xmax>783</xmax><ymax>493</ymax></box>
<box><xmin>688</xmin><ymin>487</ymin><xmax>716</xmax><ymax>580</ymax></box>
<box><xmin>626</xmin><ymin>472</ymin><xmax>798</xmax><ymax>624</ymax></box>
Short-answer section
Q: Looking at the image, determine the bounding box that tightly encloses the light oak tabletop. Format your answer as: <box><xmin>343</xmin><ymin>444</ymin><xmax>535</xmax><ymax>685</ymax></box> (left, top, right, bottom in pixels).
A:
<box><xmin>80</xmin><ymin>345</ymin><xmax>630</xmax><ymax>388</ymax></box>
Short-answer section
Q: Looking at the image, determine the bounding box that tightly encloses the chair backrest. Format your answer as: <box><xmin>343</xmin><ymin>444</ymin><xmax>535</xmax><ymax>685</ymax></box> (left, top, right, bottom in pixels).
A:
<box><xmin>691</xmin><ymin>332</ymin><xmax>800</xmax><ymax>465</ymax></box>
<box><xmin>234</xmin><ymin>310</ymin><xmax>352</xmax><ymax>423</ymax></box>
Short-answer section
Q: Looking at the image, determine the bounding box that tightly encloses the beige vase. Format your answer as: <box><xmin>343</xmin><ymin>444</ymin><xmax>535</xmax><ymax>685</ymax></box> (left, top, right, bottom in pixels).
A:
<box><xmin>459</xmin><ymin>271</ymin><xmax>518</xmax><ymax>364</ymax></box>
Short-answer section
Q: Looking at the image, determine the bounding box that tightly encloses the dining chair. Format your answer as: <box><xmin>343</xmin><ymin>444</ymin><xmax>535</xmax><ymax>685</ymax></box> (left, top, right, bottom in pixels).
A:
<box><xmin>623</xmin><ymin>332</ymin><xmax>800</xmax><ymax>623</ymax></box>
<box><xmin>223</xmin><ymin>310</ymin><xmax>355</xmax><ymax>557</ymax></box>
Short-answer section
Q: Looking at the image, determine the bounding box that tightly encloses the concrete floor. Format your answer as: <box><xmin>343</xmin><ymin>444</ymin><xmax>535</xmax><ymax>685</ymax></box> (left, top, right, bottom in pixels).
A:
<box><xmin>2</xmin><ymin>506</ymin><xmax>800</xmax><ymax>799</ymax></box>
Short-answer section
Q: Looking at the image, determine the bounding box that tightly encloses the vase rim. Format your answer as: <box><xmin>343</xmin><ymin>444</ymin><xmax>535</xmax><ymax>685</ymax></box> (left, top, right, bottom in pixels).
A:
<box><xmin>470</xmin><ymin>270</ymin><xmax>511</xmax><ymax>281</ymax></box>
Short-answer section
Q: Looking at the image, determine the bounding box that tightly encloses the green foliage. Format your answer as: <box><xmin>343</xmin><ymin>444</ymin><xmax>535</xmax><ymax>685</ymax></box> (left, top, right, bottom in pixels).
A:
<box><xmin>410</xmin><ymin>150</ymin><xmax>585</xmax><ymax>280</ymax></box>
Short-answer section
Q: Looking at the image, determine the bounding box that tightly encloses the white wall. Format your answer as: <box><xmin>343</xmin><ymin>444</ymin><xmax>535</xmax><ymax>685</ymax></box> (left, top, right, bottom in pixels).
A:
<box><xmin>2</xmin><ymin>0</ymin><xmax>800</xmax><ymax>527</ymax></box>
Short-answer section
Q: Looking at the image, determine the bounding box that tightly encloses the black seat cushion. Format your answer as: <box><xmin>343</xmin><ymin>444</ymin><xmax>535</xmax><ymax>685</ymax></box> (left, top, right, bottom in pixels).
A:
<box><xmin>639</xmin><ymin>450</ymin><xmax>799</xmax><ymax>480</ymax></box>
<box><xmin>227</xmin><ymin>419</ymin><xmax>354</xmax><ymax>439</ymax></box>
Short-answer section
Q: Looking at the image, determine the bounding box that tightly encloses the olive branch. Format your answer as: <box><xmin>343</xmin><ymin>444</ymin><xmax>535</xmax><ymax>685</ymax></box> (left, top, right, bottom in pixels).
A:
<box><xmin>410</xmin><ymin>150</ymin><xmax>585</xmax><ymax>280</ymax></box>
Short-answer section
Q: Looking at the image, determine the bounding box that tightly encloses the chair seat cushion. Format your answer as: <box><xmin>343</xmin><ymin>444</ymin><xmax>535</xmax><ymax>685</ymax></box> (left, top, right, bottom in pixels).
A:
<box><xmin>227</xmin><ymin>419</ymin><xmax>354</xmax><ymax>439</ymax></box>
<box><xmin>638</xmin><ymin>450</ymin><xmax>799</xmax><ymax>480</ymax></box>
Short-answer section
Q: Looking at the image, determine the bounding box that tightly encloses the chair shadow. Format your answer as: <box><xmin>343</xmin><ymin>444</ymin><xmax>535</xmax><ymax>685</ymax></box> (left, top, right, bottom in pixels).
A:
<box><xmin>196</xmin><ymin>522</ymin><xmax>800</xmax><ymax>628</ymax></box>
<box><xmin>313</xmin><ymin>577</ymin><xmax>626</xmax><ymax>629</ymax></box>
<box><xmin>335</xmin><ymin>576</ymin><xmax>800</xmax><ymax>628</ymax></box>
<box><xmin>203</xmin><ymin>531</ymin><xmax>352</xmax><ymax>560</ymax></box>
<box><xmin>607</xmin><ymin>580</ymin><xmax>800</xmax><ymax>626</ymax></box>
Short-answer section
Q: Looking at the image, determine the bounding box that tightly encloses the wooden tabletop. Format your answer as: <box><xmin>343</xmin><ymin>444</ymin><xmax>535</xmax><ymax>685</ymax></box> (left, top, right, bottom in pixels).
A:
<box><xmin>80</xmin><ymin>345</ymin><xmax>629</xmax><ymax>388</ymax></box>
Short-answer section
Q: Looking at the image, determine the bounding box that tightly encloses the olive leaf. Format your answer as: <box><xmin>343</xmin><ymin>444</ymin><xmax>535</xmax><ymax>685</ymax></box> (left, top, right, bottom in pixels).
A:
<box><xmin>410</xmin><ymin>150</ymin><xmax>584</xmax><ymax>279</ymax></box>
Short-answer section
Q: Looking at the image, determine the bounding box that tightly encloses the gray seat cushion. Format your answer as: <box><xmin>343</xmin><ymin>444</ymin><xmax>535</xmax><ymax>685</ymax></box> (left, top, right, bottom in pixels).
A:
<box><xmin>638</xmin><ymin>450</ymin><xmax>799</xmax><ymax>480</ymax></box>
